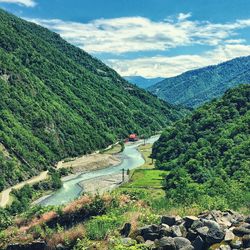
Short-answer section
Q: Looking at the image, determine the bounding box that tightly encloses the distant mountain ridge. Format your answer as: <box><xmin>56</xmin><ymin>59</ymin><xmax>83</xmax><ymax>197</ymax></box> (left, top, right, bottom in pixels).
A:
<box><xmin>0</xmin><ymin>9</ymin><xmax>185</xmax><ymax>189</ymax></box>
<box><xmin>124</xmin><ymin>76</ymin><xmax>164</xmax><ymax>89</ymax></box>
<box><xmin>148</xmin><ymin>56</ymin><xmax>250</xmax><ymax>108</ymax></box>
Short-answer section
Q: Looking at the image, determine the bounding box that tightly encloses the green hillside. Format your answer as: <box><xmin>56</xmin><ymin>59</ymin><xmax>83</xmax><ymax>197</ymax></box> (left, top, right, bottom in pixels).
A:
<box><xmin>0</xmin><ymin>9</ymin><xmax>185</xmax><ymax>190</ymax></box>
<box><xmin>148</xmin><ymin>56</ymin><xmax>250</xmax><ymax>108</ymax></box>
<box><xmin>152</xmin><ymin>84</ymin><xmax>250</xmax><ymax>209</ymax></box>
<box><xmin>124</xmin><ymin>76</ymin><xmax>165</xmax><ymax>89</ymax></box>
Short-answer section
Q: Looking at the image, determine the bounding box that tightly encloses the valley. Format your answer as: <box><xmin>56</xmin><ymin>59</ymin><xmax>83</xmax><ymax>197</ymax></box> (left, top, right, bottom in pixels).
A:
<box><xmin>35</xmin><ymin>135</ymin><xmax>159</xmax><ymax>206</ymax></box>
<box><xmin>0</xmin><ymin>141</ymin><xmax>121</xmax><ymax>208</ymax></box>
<box><xmin>0</xmin><ymin>8</ymin><xmax>186</xmax><ymax>193</ymax></box>
<box><xmin>0</xmin><ymin>4</ymin><xmax>249</xmax><ymax>250</ymax></box>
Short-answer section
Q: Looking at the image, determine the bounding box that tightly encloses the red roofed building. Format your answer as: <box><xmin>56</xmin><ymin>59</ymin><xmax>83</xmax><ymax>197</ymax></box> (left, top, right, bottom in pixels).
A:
<box><xmin>128</xmin><ymin>133</ymin><xmax>139</xmax><ymax>142</ymax></box>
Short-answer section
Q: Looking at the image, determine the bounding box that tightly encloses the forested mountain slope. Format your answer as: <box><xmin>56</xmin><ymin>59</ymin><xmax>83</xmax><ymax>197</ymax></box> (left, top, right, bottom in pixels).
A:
<box><xmin>152</xmin><ymin>84</ymin><xmax>250</xmax><ymax>209</ymax></box>
<box><xmin>0</xmin><ymin>9</ymin><xmax>185</xmax><ymax>189</ymax></box>
<box><xmin>148</xmin><ymin>56</ymin><xmax>250</xmax><ymax>108</ymax></box>
<box><xmin>124</xmin><ymin>76</ymin><xmax>164</xmax><ymax>89</ymax></box>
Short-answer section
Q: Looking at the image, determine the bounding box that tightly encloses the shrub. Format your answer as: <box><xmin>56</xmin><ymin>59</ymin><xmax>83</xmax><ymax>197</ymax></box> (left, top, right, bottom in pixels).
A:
<box><xmin>85</xmin><ymin>214</ymin><xmax>123</xmax><ymax>240</ymax></box>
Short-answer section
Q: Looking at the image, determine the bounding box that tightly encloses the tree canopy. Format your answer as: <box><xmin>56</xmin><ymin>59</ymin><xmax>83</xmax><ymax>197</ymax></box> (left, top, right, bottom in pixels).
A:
<box><xmin>152</xmin><ymin>85</ymin><xmax>250</xmax><ymax>209</ymax></box>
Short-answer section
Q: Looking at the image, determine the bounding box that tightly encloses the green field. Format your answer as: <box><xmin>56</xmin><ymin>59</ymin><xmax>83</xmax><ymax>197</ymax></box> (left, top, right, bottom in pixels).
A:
<box><xmin>125</xmin><ymin>169</ymin><xmax>166</xmax><ymax>188</ymax></box>
<box><xmin>118</xmin><ymin>143</ymin><xmax>168</xmax><ymax>199</ymax></box>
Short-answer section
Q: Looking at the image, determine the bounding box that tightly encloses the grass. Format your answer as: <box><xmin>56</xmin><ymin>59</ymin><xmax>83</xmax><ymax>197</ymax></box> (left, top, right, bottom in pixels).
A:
<box><xmin>125</xmin><ymin>169</ymin><xmax>166</xmax><ymax>189</ymax></box>
<box><xmin>120</xmin><ymin>143</ymin><xmax>168</xmax><ymax>198</ymax></box>
<box><xmin>137</xmin><ymin>144</ymin><xmax>155</xmax><ymax>169</ymax></box>
<box><xmin>122</xmin><ymin>144</ymin><xmax>167</xmax><ymax>189</ymax></box>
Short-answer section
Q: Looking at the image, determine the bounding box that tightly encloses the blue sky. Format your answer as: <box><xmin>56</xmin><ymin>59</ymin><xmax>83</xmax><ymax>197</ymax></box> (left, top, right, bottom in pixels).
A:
<box><xmin>1</xmin><ymin>0</ymin><xmax>250</xmax><ymax>77</ymax></box>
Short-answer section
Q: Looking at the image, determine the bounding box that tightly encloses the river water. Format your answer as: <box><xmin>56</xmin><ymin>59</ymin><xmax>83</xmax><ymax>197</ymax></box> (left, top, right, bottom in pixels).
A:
<box><xmin>38</xmin><ymin>135</ymin><xmax>159</xmax><ymax>206</ymax></box>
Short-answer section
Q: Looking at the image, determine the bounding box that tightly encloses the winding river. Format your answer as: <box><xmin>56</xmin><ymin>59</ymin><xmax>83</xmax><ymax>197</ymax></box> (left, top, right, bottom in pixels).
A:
<box><xmin>38</xmin><ymin>135</ymin><xmax>159</xmax><ymax>206</ymax></box>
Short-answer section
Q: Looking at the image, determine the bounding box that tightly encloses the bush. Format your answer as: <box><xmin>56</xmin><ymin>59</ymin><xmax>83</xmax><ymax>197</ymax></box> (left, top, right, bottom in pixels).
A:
<box><xmin>85</xmin><ymin>213</ymin><xmax>123</xmax><ymax>240</ymax></box>
<box><xmin>0</xmin><ymin>208</ymin><xmax>11</xmax><ymax>230</ymax></box>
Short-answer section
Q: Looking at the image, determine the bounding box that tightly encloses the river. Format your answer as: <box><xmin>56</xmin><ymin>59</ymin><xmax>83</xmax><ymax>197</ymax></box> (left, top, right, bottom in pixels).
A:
<box><xmin>38</xmin><ymin>135</ymin><xmax>159</xmax><ymax>206</ymax></box>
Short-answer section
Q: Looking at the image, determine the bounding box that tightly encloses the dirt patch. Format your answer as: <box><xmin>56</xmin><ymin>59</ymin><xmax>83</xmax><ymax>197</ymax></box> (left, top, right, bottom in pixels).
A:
<box><xmin>59</xmin><ymin>153</ymin><xmax>121</xmax><ymax>174</ymax></box>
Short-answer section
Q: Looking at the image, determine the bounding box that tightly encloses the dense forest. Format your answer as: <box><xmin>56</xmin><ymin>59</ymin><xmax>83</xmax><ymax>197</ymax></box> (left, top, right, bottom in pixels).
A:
<box><xmin>124</xmin><ymin>76</ymin><xmax>164</xmax><ymax>89</ymax></box>
<box><xmin>152</xmin><ymin>85</ymin><xmax>250</xmax><ymax>209</ymax></box>
<box><xmin>148</xmin><ymin>56</ymin><xmax>250</xmax><ymax>107</ymax></box>
<box><xmin>0</xmin><ymin>9</ymin><xmax>186</xmax><ymax>190</ymax></box>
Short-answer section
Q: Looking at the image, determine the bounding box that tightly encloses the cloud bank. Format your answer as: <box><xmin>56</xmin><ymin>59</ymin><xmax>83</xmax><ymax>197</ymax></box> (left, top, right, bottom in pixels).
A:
<box><xmin>27</xmin><ymin>14</ymin><xmax>250</xmax><ymax>77</ymax></box>
<box><xmin>108</xmin><ymin>44</ymin><xmax>250</xmax><ymax>77</ymax></box>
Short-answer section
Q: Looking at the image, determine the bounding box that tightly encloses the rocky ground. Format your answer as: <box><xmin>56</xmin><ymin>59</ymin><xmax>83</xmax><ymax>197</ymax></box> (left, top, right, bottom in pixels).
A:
<box><xmin>119</xmin><ymin>210</ymin><xmax>250</xmax><ymax>250</ymax></box>
<box><xmin>5</xmin><ymin>210</ymin><xmax>250</xmax><ymax>250</ymax></box>
<box><xmin>79</xmin><ymin>173</ymin><xmax>129</xmax><ymax>195</ymax></box>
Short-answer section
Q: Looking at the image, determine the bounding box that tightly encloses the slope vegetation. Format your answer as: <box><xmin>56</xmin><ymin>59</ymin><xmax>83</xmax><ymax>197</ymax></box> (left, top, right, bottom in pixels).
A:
<box><xmin>152</xmin><ymin>84</ymin><xmax>250</xmax><ymax>209</ymax></box>
<box><xmin>124</xmin><ymin>76</ymin><xmax>164</xmax><ymax>89</ymax></box>
<box><xmin>149</xmin><ymin>56</ymin><xmax>250</xmax><ymax>107</ymax></box>
<box><xmin>0</xmin><ymin>9</ymin><xmax>185</xmax><ymax>189</ymax></box>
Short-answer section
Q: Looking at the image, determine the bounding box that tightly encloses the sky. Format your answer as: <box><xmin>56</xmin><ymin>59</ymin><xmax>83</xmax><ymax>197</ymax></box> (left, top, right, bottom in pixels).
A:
<box><xmin>1</xmin><ymin>0</ymin><xmax>250</xmax><ymax>78</ymax></box>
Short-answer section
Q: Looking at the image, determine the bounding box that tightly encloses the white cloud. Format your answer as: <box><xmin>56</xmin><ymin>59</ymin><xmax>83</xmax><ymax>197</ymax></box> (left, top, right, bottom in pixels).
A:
<box><xmin>0</xmin><ymin>0</ymin><xmax>36</xmax><ymax>7</ymax></box>
<box><xmin>107</xmin><ymin>44</ymin><xmax>250</xmax><ymax>78</ymax></box>
<box><xmin>28</xmin><ymin>15</ymin><xmax>250</xmax><ymax>54</ymax></box>
<box><xmin>26</xmin><ymin>14</ymin><xmax>250</xmax><ymax>77</ymax></box>
<box><xmin>178</xmin><ymin>12</ymin><xmax>192</xmax><ymax>21</ymax></box>
<box><xmin>225</xmin><ymin>39</ymin><xmax>246</xmax><ymax>44</ymax></box>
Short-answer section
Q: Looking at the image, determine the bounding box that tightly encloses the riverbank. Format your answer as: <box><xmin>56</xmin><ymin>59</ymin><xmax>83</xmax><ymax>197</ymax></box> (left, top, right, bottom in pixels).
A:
<box><xmin>58</xmin><ymin>153</ymin><xmax>121</xmax><ymax>174</ymax></box>
<box><xmin>0</xmin><ymin>171</ymin><xmax>48</xmax><ymax>208</ymax></box>
<box><xmin>79</xmin><ymin>173</ymin><xmax>129</xmax><ymax>195</ymax></box>
<box><xmin>36</xmin><ymin>136</ymin><xmax>160</xmax><ymax>206</ymax></box>
<box><xmin>77</xmin><ymin>140</ymin><xmax>159</xmax><ymax>196</ymax></box>
<box><xmin>0</xmin><ymin>143</ymin><xmax>121</xmax><ymax>208</ymax></box>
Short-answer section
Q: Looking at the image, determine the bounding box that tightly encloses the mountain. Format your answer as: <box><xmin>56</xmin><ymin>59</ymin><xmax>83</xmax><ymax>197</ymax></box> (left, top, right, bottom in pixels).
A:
<box><xmin>124</xmin><ymin>76</ymin><xmax>164</xmax><ymax>89</ymax></box>
<box><xmin>0</xmin><ymin>9</ymin><xmax>186</xmax><ymax>190</ymax></box>
<box><xmin>152</xmin><ymin>84</ymin><xmax>250</xmax><ymax>209</ymax></box>
<box><xmin>148</xmin><ymin>56</ymin><xmax>250</xmax><ymax>108</ymax></box>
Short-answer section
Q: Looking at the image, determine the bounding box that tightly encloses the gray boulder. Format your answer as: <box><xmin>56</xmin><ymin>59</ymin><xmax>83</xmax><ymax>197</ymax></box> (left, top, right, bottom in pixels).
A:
<box><xmin>135</xmin><ymin>235</ymin><xmax>145</xmax><ymax>243</ymax></box>
<box><xmin>162</xmin><ymin>224</ymin><xmax>170</xmax><ymax>230</ymax></box>
<box><xmin>145</xmin><ymin>240</ymin><xmax>155</xmax><ymax>248</ymax></box>
<box><xmin>219</xmin><ymin>245</ymin><xmax>231</xmax><ymax>250</ymax></box>
<box><xmin>144</xmin><ymin>232</ymin><xmax>161</xmax><ymax>241</ymax></box>
<box><xmin>187</xmin><ymin>229</ymin><xmax>197</xmax><ymax>241</ymax></box>
<box><xmin>243</xmin><ymin>235</ymin><xmax>250</xmax><ymax>248</ymax></box>
<box><xmin>229</xmin><ymin>240</ymin><xmax>242</xmax><ymax>249</ymax></box>
<box><xmin>121</xmin><ymin>238</ymin><xmax>136</xmax><ymax>246</ymax></box>
<box><xmin>190</xmin><ymin>220</ymin><xmax>203</xmax><ymax>231</ymax></box>
<box><xmin>171</xmin><ymin>225</ymin><xmax>183</xmax><ymax>237</ymax></box>
<box><xmin>136</xmin><ymin>224</ymin><xmax>163</xmax><ymax>241</ymax></box>
<box><xmin>159</xmin><ymin>226</ymin><xmax>172</xmax><ymax>238</ymax></box>
<box><xmin>241</xmin><ymin>222</ymin><xmax>250</xmax><ymax>229</ymax></box>
<box><xmin>192</xmin><ymin>236</ymin><xmax>205</xmax><ymax>250</ymax></box>
<box><xmin>161</xmin><ymin>216</ymin><xmax>178</xmax><ymax>226</ymax></box>
<box><xmin>245</xmin><ymin>217</ymin><xmax>250</xmax><ymax>224</ymax></box>
<box><xmin>202</xmin><ymin>219</ymin><xmax>221</xmax><ymax>230</ymax></box>
<box><xmin>7</xmin><ymin>241</ymin><xmax>48</xmax><ymax>250</ymax></box>
<box><xmin>233</xmin><ymin>226</ymin><xmax>250</xmax><ymax>236</ymax></box>
<box><xmin>174</xmin><ymin>237</ymin><xmax>192</xmax><ymax>250</ymax></box>
<box><xmin>224</xmin><ymin>230</ymin><xmax>235</xmax><ymax>242</ymax></box>
<box><xmin>206</xmin><ymin>227</ymin><xmax>225</xmax><ymax>245</ymax></box>
<box><xmin>196</xmin><ymin>226</ymin><xmax>209</xmax><ymax>238</ymax></box>
<box><xmin>155</xmin><ymin>237</ymin><xmax>176</xmax><ymax>250</ymax></box>
<box><xmin>184</xmin><ymin>216</ymin><xmax>199</xmax><ymax>229</ymax></box>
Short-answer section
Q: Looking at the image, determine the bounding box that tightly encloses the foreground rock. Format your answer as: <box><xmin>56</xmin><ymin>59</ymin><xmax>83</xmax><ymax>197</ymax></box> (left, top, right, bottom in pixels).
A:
<box><xmin>6</xmin><ymin>241</ymin><xmax>48</xmax><ymax>250</ymax></box>
<box><xmin>125</xmin><ymin>210</ymin><xmax>250</xmax><ymax>249</ymax></box>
